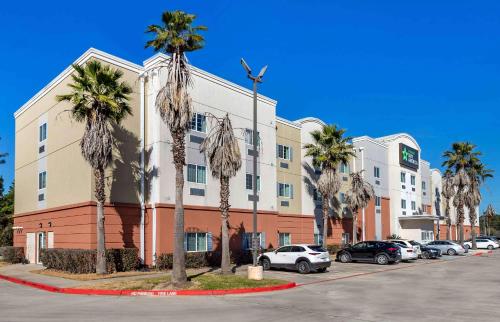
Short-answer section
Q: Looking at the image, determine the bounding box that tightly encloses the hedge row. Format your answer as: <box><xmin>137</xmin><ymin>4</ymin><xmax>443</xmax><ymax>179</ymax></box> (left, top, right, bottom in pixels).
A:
<box><xmin>0</xmin><ymin>246</ymin><xmax>25</xmax><ymax>264</ymax></box>
<box><xmin>40</xmin><ymin>248</ymin><xmax>140</xmax><ymax>274</ymax></box>
<box><xmin>155</xmin><ymin>250</ymin><xmax>258</xmax><ymax>270</ymax></box>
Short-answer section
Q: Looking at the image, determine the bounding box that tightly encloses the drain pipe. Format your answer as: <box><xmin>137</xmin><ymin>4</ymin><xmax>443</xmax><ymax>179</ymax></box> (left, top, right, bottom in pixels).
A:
<box><xmin>139</xmin><ymin>75</ymin><xmax>145</xmax><ymax>263</ymax></box>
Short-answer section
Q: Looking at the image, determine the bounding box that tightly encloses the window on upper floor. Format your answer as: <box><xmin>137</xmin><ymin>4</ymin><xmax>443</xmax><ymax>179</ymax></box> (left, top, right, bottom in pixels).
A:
<box><xmin>401</xmin><ymin>199</ymin><xmax>407</xmax><ymax>209</ymax></box>
<box><xmin>339</xmin><ymin>192</ymin><xmax>346</xmax><ymax>203</ymax></box>
<box><xmin>400</xmin><ymin>172</ymin><xmax>406</xmax><ymax>183</ymax></box>
<box><xmin>244</xmin><ymin>129</ymin><xmax>260</xmax><ymax>146</ymax></box>
<box><xmin>422</xmin><ymin>181</ymin><xmax>426</xmax><ymax>190</ymax></box>
<box><xmin>411</xmin><ymin>201</ymin><xmax>416</xmax><ymax>211</ymax></box>
<box><xmin>38</xmin><ymin>171</ymin><xmax>47</xmax><ymax>190</ymax></box>
<box><xmin>340</xmin><ymin>163</ymin><xmax>349</xmax><ymax>174</ymax></box>
<box><xmin>277</xmin><ymin>144</ymin><xmax>292</xmax><ymax>160</ymax></box>
<box><xmin>190</xmin><ymin>113</ymin><xmax>206</xmax><ymax>133</ymax></box>
<box><xmin>187</xmin><ymin>164</ymin><xmax>206</xmax><ymax>184</ymax></box>
<box><xmin>39</xmin><ymin>123</ymin><xmax>47</xmax><ymax>142</ymax></box>
<box><xmin>246</xmin><ymin>174</ymin><xmax>261</xmax><ymax>191</ymax></box>
<box><xmin>375</xmin><ymin>196</ymin><xmax>381</xmax><ymax>207</ymax></box>
<box><xmin>278</xmin><ymin>183</ymin><xmax>293</xmax><ymax>198</ymax></box>
<box><xmin>374</xmin><ymin>166</ymin><xmax>380</xmax><ymax>178</ymax></box>
<box><xmin>411</xmin><ymin>175</ymin><xmax>416</xmax><ymax>186</ymax></box>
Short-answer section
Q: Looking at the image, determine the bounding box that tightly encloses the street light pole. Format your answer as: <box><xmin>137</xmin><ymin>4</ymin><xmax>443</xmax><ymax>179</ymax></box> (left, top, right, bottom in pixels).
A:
<box><xmin>241</xmin><ymin>58</ymin><xmax>267</xmax><ymax>268</ymax></box>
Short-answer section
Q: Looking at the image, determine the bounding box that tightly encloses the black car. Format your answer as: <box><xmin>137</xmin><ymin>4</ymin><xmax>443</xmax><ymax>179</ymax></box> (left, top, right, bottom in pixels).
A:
<box><xmin>409</xmin><ymin>240</ymin><xmax>442</xmax><ymax>259</ymax></box>
<box><xmin>336</xmin><ymin>241</ymin><xmax>402</xmax><ymax>265</ymax></box>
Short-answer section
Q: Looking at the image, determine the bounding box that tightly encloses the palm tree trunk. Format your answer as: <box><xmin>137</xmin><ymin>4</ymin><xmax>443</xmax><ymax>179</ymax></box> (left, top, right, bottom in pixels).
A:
<box><xmin>470</xmin><ymin>208</ymin><xmax>477</xmax><ymax>249</ymax></box>
<box><xmin>172</xmin><ymin>130</ymin><xmax>187</xmax><ymax>286</ymax></box>
<box><xmin>445</xmin><ymin>203</ymin><xmax>451</xmax><ymax>240</ymax></box>
<box><xmin>458</xmin><ymin>203</ymin><xmax>465</xmax><ymax>244</ymax></box>
<box><xmin>352</xmin><ymin>211</ymin><xmax>358</xmax><ymax>245</ymax></box>
<box><xmin>94</xmin><ymin>167</ymin><xmax>106</xmax><ymax>275</ymax></box>
<box><xmin>220</xmin><ymin>176</ymin><xmax>231</xmax><ymax>275</ymax></box>
<box><xmin>322</xmin><ymin>194</ymin><xmax>328</xmax><ymax>249</ymax></box>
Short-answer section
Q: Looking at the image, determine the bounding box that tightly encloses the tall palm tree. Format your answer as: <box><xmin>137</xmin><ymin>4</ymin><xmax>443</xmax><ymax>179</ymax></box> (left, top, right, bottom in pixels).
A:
<box><xmin>441</xmin><ymin>171</ymin><xmax>455</xmax><ymax>240</ymax></box>
<box><xmin>345</xmin><ymin>171</ymin><xmax>374</xmax><ymax>244</ymax></box>
<box><xmin>145</xmin><ymin>10</ymin><xmax>207</xmax><ymax>286</ymax></box>
<box><xmin>57</xmin><ymin>61</ymin><xmax>131</xmax><ymax>274</ymax></box>
<box><xmin>465</xmin><ymin>175</ymin><xmax>481</xmax><ymax>249</ymax></box>
<box><xmin>200</xmin><ymin>113</ymin><xmax>241</xmax><ymax>274</ymax></box>
<box><xmin>484</xmin><ymin>204</ymin><xmax>496</xmax><ymax>236</ymax></box>
<box><xmin>304</xmin><ymin>125</ymin><xmax>354</xmax><ymax>248</ymax></box>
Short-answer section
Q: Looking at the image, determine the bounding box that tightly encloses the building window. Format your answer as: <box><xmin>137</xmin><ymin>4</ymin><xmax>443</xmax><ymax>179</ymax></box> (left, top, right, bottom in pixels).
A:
<box><xmin>39</xmin><ymin>123</ymin><xmax>47</xmax><ymax>142</ymax></box>
<box><xmin>190</xmin><ymin>113</ymin><xmax>206</xmax><ymax>133</ymax></box>
<box><xmin>246</xmin><ymin>174</ymin><xmax>261</xmax><ymax>191</ymax></box>
<box><xmin>411</xmin><ymin>175</ymin><xmax>416</xmax><ymax>185</ymax></box>
<box><xmin>314</xmin><ymin>233</ymin><xmax>323</xmax><ymax>245</ymax></box>
<box><xmin>185</xmin><ymin>232</ymin><xmax>208</xmax><ymax>252</ymax></box>
<box><xmin>400</xmin><ymin>172</ymin><xmax>406</xmax><ymax>183</ymax></box>
<box><xmin>411</xmin><ymin>201</ymin><xmax>416</xmax><ymax>211</ymax></box>
<box><xmin>422</xmin><ymin>181</ymin><xmax>426</xmax><ymax>190</ymax></box>
<box><xmin>279</xmin><ymin>233</ymin><xmax>291</xmax><ymax>246</ymax></box>
<box><xmin>375</xmin><ymin>196</ymin><xmax>381</xmax><ymax>207</ymax></box>
<box><xmin>278</xmin><ymin>183</ymin><xmax>293</xmax><ymax>198</ymax></box>
<box><xmin>374</xmin><ymin>166</ymin><xmax>380</xmax><ymax>178</ymax></box>
<box><xmin>244</xmin><ymin>129</ymin><xmax>260</xmax><ymax>146</ymax></box>
<box><xmin>340</xmin><ymin>163</ymin><xmax>349</xmax><ymax>174</ymax></box>
<box><xmin>421</xmin><ymin>231</ymin><xmax>434</xmax><ymax>242</ymax></box>
<box><xmin>187</xmin><ymin>164</ymin><xmax>206</xmax><ymax>184</ymax></box>
<box><xmin>243</xmin><ymin>232</ymin><xmax>263</xmax><ymax>249</ymax></box>
<box><xmin>38</xmin><ymin>171</ymin><xmax>47</xmax><ymax>190</ymax></box>
<box><xmin>401</xmin><ymin>199</ymin><xmax>406</xmax><ymax>209</ymax></box>
<box><xmin>277</xmin><ymin>144</ymin><xmax>292</xmax><ymax>160</ymax></box>
<box><xmin>342</xmin><ymin>233</ymin><xmax>350</xmax><ymax>245</ymax></box>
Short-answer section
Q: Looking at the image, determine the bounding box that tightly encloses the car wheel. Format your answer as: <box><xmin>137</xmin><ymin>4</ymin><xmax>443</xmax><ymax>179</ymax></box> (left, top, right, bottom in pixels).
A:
<box><xmin>421</xmin><ymin>251</ymin><xmax>430</xmax><ymax>259</ymax></box>
<box><xmin>376</xmin><ymin>254</ymin><xmax>389</xmax><ymax>265</ymax></box>
<box><xmin>297</xmin><ymin>261</ymin><xmax>311</xmax><ymax>274</ymax></box>
<box><xmin>339</xmin><ymin>253</ymin><xmax>352</xmax><ymax>263</ymax></box>
<box><xmin>317</xmin><ymin>267</ymin><xmax>327</xmax><ymax>273</ymax></box>
<box><xmin>447</xmin><ymin>248</ymin><xmax>457</xmax><ymax>256</ymax></box>
<box><xmin>464</xmin><ymin>244</ymin><xmax>470</xmax><ymax>250</ymax></box>
<box><xmin>260</xmin><ymin>258</ymin><xmax>271</xmax><ymax>270</ymax></box>
<box><xmin>487</xmin><ymin>245</ymin><xmax>493</xmax><ymax>250</ymax></box>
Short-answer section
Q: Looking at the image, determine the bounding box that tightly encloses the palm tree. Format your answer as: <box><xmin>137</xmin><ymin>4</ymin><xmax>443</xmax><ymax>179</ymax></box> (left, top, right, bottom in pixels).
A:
<box><xmin>57</xmin><ymin>61</ymin><xmax>132</xmax><ymax>274</ymax></box>
<box><xmin>145</xmin><ymin>10</ymin><xmax>207</xmax><ymax>286</ymax></box>
<box><xmin>200</xmin><ymin>113</ymin><xmax>241</xmax><ymax>274</ymax></box>
<box><xmin>345</xmin><ymin>171</ymin><xmax>374</xmax><ymax>244</ymax></box>
<box><xmin>304</xmin><ymin>125</ymin><xmax>354</xmax><ymax>248</ymax></box>
<box><xmin>484</xmin><ymin>204</ymin><xmax>496</xmax><ymax>236</ymax></box>
<box><xmin>465</xmin><ymin>175</ymin><xmax>481</xmax><ymax>249</ymax></box>
<box><xmin>0</xmin><ymin>137</ymin><xmax>7</xmax><ymax>165</ymax></box>
<box><xmin>441</xmin><ymin>171</ymin><xmax>455</xmax><ymax>240</ymax></box>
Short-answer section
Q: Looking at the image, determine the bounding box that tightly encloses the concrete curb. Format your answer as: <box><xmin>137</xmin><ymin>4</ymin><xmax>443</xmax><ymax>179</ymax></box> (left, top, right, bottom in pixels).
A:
<box><xmin>0</xmin><ymin>274</ymin><xmax>296</xmax><ymax>297</ymax></box>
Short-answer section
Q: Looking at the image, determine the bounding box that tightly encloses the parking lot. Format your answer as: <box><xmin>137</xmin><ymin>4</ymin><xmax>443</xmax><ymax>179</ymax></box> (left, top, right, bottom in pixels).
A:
<box><xmin>1</xmin><ymin>250</ymin><xmax>498</xmax><ymax>322</ymax></box>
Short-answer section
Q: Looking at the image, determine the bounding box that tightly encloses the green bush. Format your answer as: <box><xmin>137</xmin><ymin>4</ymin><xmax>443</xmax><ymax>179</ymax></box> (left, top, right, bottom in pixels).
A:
<box><xmin>40</xmin><ymin>248</ymin><xmax>140</xmax><ymax>274</ymax></box>
<box><xmin>326</xmin><ymin>244</ymin><xmax>341</xmax><ymax>254</ymax></box>
<box><xmin>0</xmin><ymin>246</ymin><xmax>25</xmax><ymax>263</ymax></box>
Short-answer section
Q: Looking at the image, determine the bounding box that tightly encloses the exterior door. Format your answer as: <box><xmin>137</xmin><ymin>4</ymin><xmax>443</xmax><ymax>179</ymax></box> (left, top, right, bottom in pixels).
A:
<box><xmin>375</xmin><ymin>211</ymin><xmax>382</xmax><ymax>240</ymax></box>
<box><xmin>36</xmin><ymin>232</ymin><xmax>46</xmax><ymax>264</ymax></box>
<box><xmin>47</xmin><ymin>232</ymin><xmax>54</xmax><ymax>249</ymax></box>
<box><xmin>26</xmin><ymin>233</ymin><xmax>36</xmax><ymax>264</ymax></box>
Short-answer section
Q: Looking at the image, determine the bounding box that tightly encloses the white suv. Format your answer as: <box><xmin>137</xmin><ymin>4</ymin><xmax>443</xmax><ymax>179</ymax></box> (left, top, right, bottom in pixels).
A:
<box><xmin>386</xmin><ymin>239</ymin><xmax>419</xmax><ymax>261</ymax></box>
<box><xmin>464</xmin><ymin>238</ymin><xmax>499</xmax><ymax>250</ymax></box>
<box><xmin>258</xmin><ymin>244</ymin><xmax>331</xmax><ymax>274</ymax></box>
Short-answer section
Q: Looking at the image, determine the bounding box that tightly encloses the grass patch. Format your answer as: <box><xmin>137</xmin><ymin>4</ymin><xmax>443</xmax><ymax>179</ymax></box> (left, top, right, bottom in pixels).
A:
<box><xmin>77</xmin><ymin>273</ymin><xmax>287</xmax><ymax>291</ymax></box>
<box><xmin>31</xmin><ymin>269</ymin><xmax>161</xmax><ymax>281</ymax></box>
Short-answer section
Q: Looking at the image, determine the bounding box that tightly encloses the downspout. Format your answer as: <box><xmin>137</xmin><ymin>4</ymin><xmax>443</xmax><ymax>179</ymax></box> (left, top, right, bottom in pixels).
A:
<box><xmin>139</xmin><ymin>75</ymin><xmax>145</xmax><ymax>263</ymax></box>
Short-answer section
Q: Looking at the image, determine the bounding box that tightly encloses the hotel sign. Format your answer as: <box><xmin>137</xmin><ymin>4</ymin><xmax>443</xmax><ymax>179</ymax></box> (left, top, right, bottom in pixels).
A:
<box><xmin>399</xmin><ymin>143</ymin><xmax>419</xmax><ymax>170</ymax></box>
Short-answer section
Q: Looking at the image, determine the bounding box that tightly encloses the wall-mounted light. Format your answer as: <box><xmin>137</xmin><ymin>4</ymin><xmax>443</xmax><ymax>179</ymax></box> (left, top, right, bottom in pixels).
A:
<box><xmin>48</xmin><ymin>222</ymin><xmax>52</xmax><ymax>227</ymax></box>
<box><xmin>39</xmin><ymin>223</ymin><xmax>43</xmax><ymax>228</ymax></box>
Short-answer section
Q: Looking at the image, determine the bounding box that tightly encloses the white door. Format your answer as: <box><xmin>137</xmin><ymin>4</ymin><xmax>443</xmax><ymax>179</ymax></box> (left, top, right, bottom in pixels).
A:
<box><xmin>273</xmin><ymin>246</ymin><xmax>293</xmax><ymax>264</ymax></box>
<box><xmin>26</xmin><ymin>233</ymin><xmax>36</xmax><ymax>264</ymax></box>
<box><xmin>47</xmin><ymin>232</ymin><xmax>54</xmax><ymax>249</ymax></box>
<box><xmin>375</xmin><ymin>211</ymin><xmax>382</xmax><ymax>240</ymax></box>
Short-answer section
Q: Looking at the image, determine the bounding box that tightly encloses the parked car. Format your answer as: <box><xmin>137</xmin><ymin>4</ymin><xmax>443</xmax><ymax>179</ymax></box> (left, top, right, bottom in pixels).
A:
<box><xmin>425</xmin><ymin>240</ymin><xmax>466</xmax><ymax>255</ymax></box>
<box><xmin>386</xmin><ymin>239</ymin><xmax>419</xmax><ymax>261</ymax></box>
<box><xmin>463</xmin><ymin>238</ymin><xmax>499</xmax><ymax>250</ymax></box>
<box><xmin>409</xmin><ymin>240</ymin><xmax>442</xmax><ymax>259</ymax></box>
<box><xmin>258</xmin><ymin>245</ymin><xmax>331</xmax><ymax>274</ymax></box>
<box><xmin>336</xmin><ymin>241</ymin><xmax>402</xmax><ymax>265</ymax></box>
<box><xmin>478</xmin><ymin>235</ymin><xmax>499</xmax><ymax>243</ymax></box>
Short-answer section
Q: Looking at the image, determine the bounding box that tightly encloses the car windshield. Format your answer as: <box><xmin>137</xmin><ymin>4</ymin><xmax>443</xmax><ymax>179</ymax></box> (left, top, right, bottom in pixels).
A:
<box><xmin>409</xmin><ymin>240</ymin><xmax>420</xmax><ymax>246</ymax></box>
<box><xmin>308</xmin><ymin>245</ymin><xmax>326</xmax><ymax>252</ymax></box>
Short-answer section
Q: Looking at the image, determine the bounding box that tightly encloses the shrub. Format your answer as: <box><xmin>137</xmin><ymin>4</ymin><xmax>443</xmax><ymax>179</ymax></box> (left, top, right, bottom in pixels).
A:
<box><xmin>40</xmin><ymin>248</ymin><xmax>140</xmax><ymax>274</ymax></box>
<box><xmin>0</xmin><ymin>246</ymin><xmax>25</xmax><ymax>263</ymax></box>
<box><xmin>326</xmin><ymin>244</ymin><xmax>341</xmax><ymax>254</ymax></box>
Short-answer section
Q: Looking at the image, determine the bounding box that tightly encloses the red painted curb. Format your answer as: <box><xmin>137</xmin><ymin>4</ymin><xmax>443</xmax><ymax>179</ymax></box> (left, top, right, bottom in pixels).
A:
<box><xmin>0</xmin><ymin>274</ymin><xmax>296</xmax><ymax>297</ymax></box>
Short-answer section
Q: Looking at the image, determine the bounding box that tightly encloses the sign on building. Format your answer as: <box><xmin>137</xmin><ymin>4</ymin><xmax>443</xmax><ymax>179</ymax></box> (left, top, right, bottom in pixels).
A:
<box><xmin>399</xmin><ymin>143</ymin><xmax>419</xmax><ymax>170</ymax></box>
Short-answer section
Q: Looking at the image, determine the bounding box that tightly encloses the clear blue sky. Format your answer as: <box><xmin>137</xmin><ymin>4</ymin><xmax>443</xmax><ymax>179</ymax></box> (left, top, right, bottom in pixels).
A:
<box><xmin>0</xmin><ymin>1</ymin><xmax>498</xmax><ymax>212</ymax></box>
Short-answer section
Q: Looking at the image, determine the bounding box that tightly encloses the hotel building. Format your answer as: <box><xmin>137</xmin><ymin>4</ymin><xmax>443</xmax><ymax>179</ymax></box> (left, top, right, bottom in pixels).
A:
<box><xmin>13</xmin><ymin>48</ymin><xmax>478</xmax><ymax>265</ymax></box>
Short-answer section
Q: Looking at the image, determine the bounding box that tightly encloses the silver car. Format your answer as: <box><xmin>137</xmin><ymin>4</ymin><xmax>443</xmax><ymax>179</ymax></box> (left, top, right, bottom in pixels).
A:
<box><xmin>425</xmin><ymin>240</ymin><xmax>465</xmax><ymax>256</ymax></box>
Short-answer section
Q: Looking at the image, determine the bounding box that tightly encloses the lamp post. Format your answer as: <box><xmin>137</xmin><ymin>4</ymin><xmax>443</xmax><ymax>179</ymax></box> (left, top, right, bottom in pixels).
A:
<box><xmin>240</xmin><ymin>58</ymin><xmax>268</xmax><ymax>271</ymax></box>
